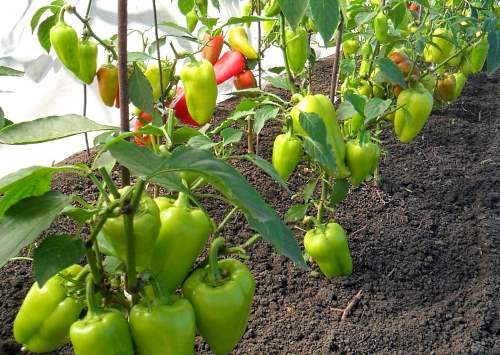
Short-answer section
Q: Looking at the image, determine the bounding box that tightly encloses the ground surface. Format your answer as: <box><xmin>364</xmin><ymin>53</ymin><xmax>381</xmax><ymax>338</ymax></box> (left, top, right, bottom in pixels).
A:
<box><xmin>1</xmin><ymin>58</ymin><xmax>499</xmax><ymax>355</ymax></box>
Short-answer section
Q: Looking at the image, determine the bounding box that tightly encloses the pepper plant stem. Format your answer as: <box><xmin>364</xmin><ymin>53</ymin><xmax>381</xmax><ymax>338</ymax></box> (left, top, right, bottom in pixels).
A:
<box><xmin>208</xmin><ymin>237</ymin><xmax>226</xmax><ymax>285</ymax></box>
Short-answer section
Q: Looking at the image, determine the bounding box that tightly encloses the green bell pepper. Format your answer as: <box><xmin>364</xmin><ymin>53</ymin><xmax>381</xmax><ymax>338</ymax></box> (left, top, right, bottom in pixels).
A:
<box><xmin>394</xmin><ymin>83</ymin><xmax>434</xmax><ymax>143</ymax></box>
<box><xmin>180</xmin><ymin>58</ymin><xmax>218</xmax><ymax>125</ymax></box>
<box><xmin>272</xmin><ymin>132</ymin><xmax>303</xmax><ymax>181</ymax></box>
<box><xmin>102</xmin><ymin>187</ymin><xmax>160</xmax><ymax>270</ymax></box>
<box><xmin>77</xmin><ymin>39</ymin><xmax>98</xmax><ymax>84</ymax></box>
<box><xmin>183</xmin><ymin>237</ymin><xmax>255</xmax><ymax>355</ymax></box>
<box><xmin>151</xmin><ymin>193</ymin><xmax>212</xmax><ymax>294</ymax></box>
<box><xmin>70</xmin><ymin>276</ymin><xmax>134</xmax><ymax>355</ymax></box>
<box><xmin>304</xmin><ymin>223</ymin><xmax>353</xmax><ymax>277</ymax></box>
<box><xmin>50</xmin><ymin>7</ymin><xmax>80</xmax><ymax>75</ymax></box>
<box><xmin>285</xmin><ymin>26</ymin><xmax>309</xmax><ymax>75</ymax></box>
<box><xmin>346</xmin><ymin>139</ymin><xmax>380</xmax><ymax>187</ymax></box>
<box><xmin>13</xmin><ymin>265</ymin><xmax>84</xmax><ymax>353</ymax></box>
<box><xmin>130</xmin><ymin>281</ymin><xmax>196</xmax><ymax>355</ymax></box>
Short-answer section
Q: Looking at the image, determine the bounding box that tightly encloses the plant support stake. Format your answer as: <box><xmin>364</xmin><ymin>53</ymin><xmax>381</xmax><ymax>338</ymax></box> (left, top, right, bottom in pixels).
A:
<box><xmin>118</xmin><ymin>0</ymin><xmax>130</xmax><ymax>186</ymax></box>
<box><xmin>329</xmin><ymin>16</ymin><xmax>343</xmax><ymax>105</ymax></box>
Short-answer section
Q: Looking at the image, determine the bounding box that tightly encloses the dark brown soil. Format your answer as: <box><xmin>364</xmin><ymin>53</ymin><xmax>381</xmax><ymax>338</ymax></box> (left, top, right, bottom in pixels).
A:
<box><xmin>1</xmin><ymin>57</ymin><xmax>499</xmax><ymax>355</ymax></box>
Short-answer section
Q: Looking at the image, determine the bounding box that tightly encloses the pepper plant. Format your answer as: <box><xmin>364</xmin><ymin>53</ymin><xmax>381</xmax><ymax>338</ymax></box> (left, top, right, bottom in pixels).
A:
<box><xmin>0</xmin><ymin>0</ymin><xmax>499</xmax><ymax>354</ymax></box>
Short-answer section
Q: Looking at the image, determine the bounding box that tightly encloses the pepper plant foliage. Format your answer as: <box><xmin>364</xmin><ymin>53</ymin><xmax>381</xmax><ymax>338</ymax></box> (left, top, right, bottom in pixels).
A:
<box><xmin>0</xmin><ymin>0</ymin><xmax>499</xmax><ymax>353</ymax></box>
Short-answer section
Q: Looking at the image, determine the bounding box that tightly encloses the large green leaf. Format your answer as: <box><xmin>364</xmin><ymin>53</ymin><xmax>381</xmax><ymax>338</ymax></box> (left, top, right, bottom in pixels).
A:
<box><xmin>0</xmin><ymin>66</ymin><xmax>24</xmax><ymax>77</ymax></box>
<box><xmin>0</xmin><ymin>114</ymin><xmax>117</xmax><ymax>145</ymax></box>
<box><xmin>0</xmin><ymin>191</ymin><xmax>70</xmax><ymax>267</ymax></box>
<box><xmin>108</xmin><ymin>141</ymin><xmax>306</xmax><ymax>267</ymax></box>
<box><xmin>33</xmin><ymin>235</ymin><xmax>86</xmax><ymax>287</ymax></box>
<box><xmin>309</xmin><ymin>0</ymin><xmax>340</xmax><ymax>46</ymax></box>
<box><xmin>129</xmin><ymin>63</ymin><xmax>154</xmax><ymax>115</ymax></box>
<box><xmin>0</xmin><ymin>165</ymin><xmax>85</xmax><ymax>218</ymax></box>
<box><xmin>374</xmin><ymin>58</ymin><xmax>406</xmax><ymax>88</ymax></box>
<box><xmin>487</xmin><ymin>30</ymin><xmax>500</xmax><ymax>76</ymax></box>
<box><xmin>278</xmin><ymin>0</ymin><xmax>308</xmax><ymax>30</ymax></box>
<box><xmin>299</xmin><ymin>112</ymin><xmax>337</xmax><ymax>174</ymax></box>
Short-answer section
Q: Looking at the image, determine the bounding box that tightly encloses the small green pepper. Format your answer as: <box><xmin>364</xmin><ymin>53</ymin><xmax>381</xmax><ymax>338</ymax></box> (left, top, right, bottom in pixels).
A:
<box><xmin>183</xmin><ymin>237</ymin><xmax>255</xmax><ymax>355</ymax></box>
<box><xmin>304</xmin><ymin>223</ymin><xmax>353</xmax><ymax>277</ymax></box>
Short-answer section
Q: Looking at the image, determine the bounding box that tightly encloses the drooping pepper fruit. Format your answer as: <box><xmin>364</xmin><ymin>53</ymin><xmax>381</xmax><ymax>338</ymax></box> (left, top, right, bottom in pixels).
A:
<box><xmin>186</xmin><ymin>9</ymin><xmax>199</xmax><ymax>33</ymax></box>
<box><xmin>304</xmin><ymin>223</ymin><xmax>353</xmax><ymax>277</ymax></box>
<box><xmin>171</xmin><ymin>51</ymin><xmax>245</xmax><ymax>126</ymax></box>
<box><xmin>179</xmin><ymin>58</ymin><xmax>218</xmax><ymax>125</ymax></box>
<box><xmin>233</xmin><ymin>69</ymin><xmax>257</xmax><ymax>90</ymax></box>
<box><xmin>342</xmin><ymin>38</ymin><xmax>360</xmax><ymax>57</ymax></box>
<box><xmin>183</xmin><ymin>237</ymin><xmax>255</xmax><ymax>355</ymax></box>
<box><xmin>97</xmin><ymin>64</ymin><xmax>119</xmax><ymax>107</ymax></box>
<box><xmin>13</xmin><ymin>265</ymin><xmax>84</xmax><ymax>353</ymax></box>
<box><xmin>424</xmin><ymin>28</ymin><xmax>454</xmax><ymax>64</ymax></box>
<box><xmin>291</xmin><ymin>94</ymin><xmax>350</xmax><ymax>178</ymax></box>
<box><xmin>151</xmin><ymin>192</ymin><xmax>212</xmax><ymax>294</ymax></box>
<box><xmin>50</xmin><ymin>8</ymin><xmax>80</xmax><ymax>75</ymax></box>
<box><xmin>421</xmin><ymin>73</ymin><xmax>436</xmax><ymax>93</ymax></box>
<box><xmin>264</xmin><ymin>0</ymin><xmax>281</xmax><ymax>16</ymax></box>
<box><xmin>469</xmin><ymin>35</ymin><xmax>489</xmax><ymax>74</ymax></box>
<box><xmin>130</xmin><ymin>281</ymin><xmax>196</xmax><ymax>355</ymax></box>
<box><xmin>70</xmin><ymin>276</ymin><xmax>134</xmax><ymax>355</ymax></box>
<box><xmin>374</xmin><ymin>12</ymin><xmax>388</xmax><ymax>43</ymax></box>
<box><xmin>102</xmin><ymin>187</ymin><xmax>160</xmax><ymax>270</ymax></box>
<box><xmin>345</xmin><ymin>139</ymin><xmax>380</xmax><ymax>187</ymax></box>
<box><xmin>202</xmin><ymin>32</ymin><xmax>224</xmax><ymax>64</ymax></box>
<box><xmin>144</xmin><ymin>61</ymin><xmax>173</xmax><ymax>101</ymax></box>
<box><xmin>452</xmin><ymin>72</ymin><xmax>466</xmax><ymax>100</ymax></box>
<box><xmin>228</xmin><ymin>26</ymin><xmax>258</xmax><ymax>59</ymax></box>
<box><xmin>343</xmin><ymin>112</ymin><xmax>364</xmax><ymax>137</ymax></box>
<box><xmin>272</xmin><ymin>132</ymin><xmax>303</xmax><ymax>181</ymax></box>
<box><xmin>388</xmin><ymin>51</ymin><xmax>420</xmax><ymax>79</ymax></box>
<box><xmin>285</xmin><ymin>26</ymin><xmax>309</xmax><ymax>75</ymax></box>
<box><xmin>436</xmin><ymin>74</ymin><xmax>457</xmax><ymax>102</ymax></box>
<box><xmin>394</xmin><ymin>83</ymin><xmax>433</xmax><ymax>143</ymax></box>
<box><xmin>77</xmin><ymin>39</ymin><xmax>98</xmax><ymax>84</ymax></box>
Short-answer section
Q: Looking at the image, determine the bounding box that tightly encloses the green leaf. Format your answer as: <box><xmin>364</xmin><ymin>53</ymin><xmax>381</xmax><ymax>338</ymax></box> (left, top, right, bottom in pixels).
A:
<box><xmin>187</xmin><ymin>135</ymin><xmax>217</xmax><ymax>150</ymax></box>
<box><xmin>0</xmin><ymin>107</ymin><xmax>13</xmax><ymax>130</ymax></box>
<box><xmin>336</xmin><ymin>101</ymin><xmax>357</xmax><ymax>121</ymax></box>
<box><xmin>33</xmin><ymin>235</ymin><xmax>86</xmax><ymax>287</ymax></box>
<box><xmin>92</xmin><ymin>151</ymin><xmax>116</xmax><ymax>173</ymax></box>
<box><xmin>303</xmin><ymin>179</ymin><xmax>318</xmax><ymax>202</ymax></box>
<box><xmin>0</xmin><ymin>66</ymin><xmax>24</xmax><ymax>77</ymax></box>
<box><xmin>242</xmin><ymin>154</ymin><xmax>290</xmax><ymax>193</ymax></box>
<box><xmin>0</xmin><ymin>114</ymin><xmax>117</xmax><ymax>145</ymax></box>
<box><xmin>310</xmin><ymin>0</ymin><xmax>339</xmax><ymax>46</ymax></box>
<box><xmin>254</xmin><ymin>106</ymin><xmax>279</xmax><ymax>135</ymax></box>
<box><xmin>61</xmin><ymin>206</ymin><xmax>98</xmax><ymax>223</ymax></box>
<box><xmin>364</xmin><ymin>98</ymin><xmax>392</xmax><ymax>120</ymax></box>
<box><xmin>374</xmin><ymin>57</ymin><xmax>406</xmax><ymax>88</ymax></box>
<box><xmin>221</xmin><ymin>128</ymin><xmax>243</xmax><ymax>146</ymax></box>
<box><xmin>345</xmin><ymin>94</ymin><xmax>366</xmax><ymax>116</ymax></box>
<box><xmin>38</xmin><ymin>15</ymin><xmax>56</xmax><ymax>53</ymax></box>
<box><xmin>388</xmin><ymin>2</ymin><xmax>407</xmax><ymax>29</ymax></box>
<box><xmin>299</xmin><ymin>112</ymin><xmax>337</xmax><ymax>174</ymax></box>
<box><xmin>330</xmin><ymin>178</ymin><xmax>348</xmax><ymax>206</ymax></box>
<box><xmin>0</xmin><ymin>166</ymin><xmax>82</xmax><ymax>218</ymax></box>
<box><xmin>129</xmin><ymin>63</ymin><xmax>154</xmax><ymax>115</ymax></box>
<box><xmin>108</xmin><ymin>141</ymin><xmax>306</xmax><ymax>267</ymax></box>
<box><xmin>354</xmin><ymin>11</ymin><xmax>377</xmax><ymax>26</ymax></box>
<box><xmin>222</xmin><ymin>16</ymin><xmax>273</xmax><ymax>27</ymax></box>
<box><xmin>285</xmin><ymin>204</ymin><xmax>308</xmax><ymax>222</ymax></box>
<box><xmin>263</xmin><ymin>75</ymin><xmax>292</xmax><ymax>90</ymax></box>
<box><xmin>0</xmin><ymin>191</ymin><xmax>70</xmax><ymax>268</ymax></box>
<box><xmin>277</xmin><ymin>0</ymin><xmax>308</xmax><ymax>30</ymax></box>
<box><xmin>127</xmin><ymin>52</ymin><xmax>153</xmax><ymax>62</ymax></box>
<box><xmin>178</xmin><ymin>0</ymin><xmax>195</xmax><ymax>14</ymax></box>
<box><xmin>173</xmin><ymin>127</ymin><xmax>201</xmax><ymax>146</ymax></box>
<box><xmin>31</xmin><ymin>6</ymin><xmax>51</xmax><ymax>32</ymax></box>
<box><xmin>487</xmin><ymin>30</ymin><xmax>500</xmax><ymax>76</ymax></box>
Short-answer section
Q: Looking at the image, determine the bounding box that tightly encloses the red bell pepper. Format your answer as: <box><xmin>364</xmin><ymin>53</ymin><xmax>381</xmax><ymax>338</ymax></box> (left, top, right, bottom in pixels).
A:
<box><xmin>133</xmin><ymin>111</ymin><xmax>153</xmax><ymax>145</ymax></box>
<box><xmin>202</xmin><ymin>33</ymin><xmax>224</xmax><ymax>65</ymax></box>
<box><xmin>170</xmin><ymin>51</ymin><xmax>246</xmax><ymax>126</ymax></box>
<box><xmin>233</xmin><ymin>70</ymin><xmax>257</xmax><ymax>90</ymax></box>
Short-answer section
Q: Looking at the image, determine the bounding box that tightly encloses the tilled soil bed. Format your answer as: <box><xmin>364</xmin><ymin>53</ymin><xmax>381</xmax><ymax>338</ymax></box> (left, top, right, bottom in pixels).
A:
<box><xmin>1</xmin><ymin>57</ymin><xmax>499</xmax><ymax>355</ymax></box>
